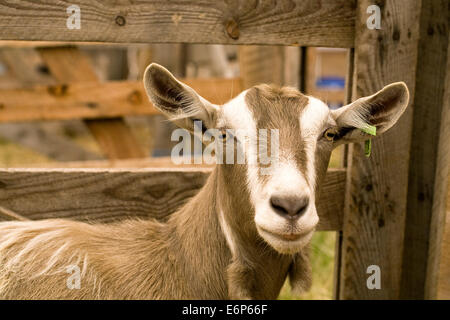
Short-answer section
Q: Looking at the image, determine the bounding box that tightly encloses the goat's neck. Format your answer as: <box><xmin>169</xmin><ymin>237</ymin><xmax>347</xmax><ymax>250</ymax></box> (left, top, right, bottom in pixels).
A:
<box><xmin>168</xmin><ymin>165</ymin><xmax>292</xmax><ymax>299</ymax></box>
<box><xmin>164</xmin><ymin>167</ymin><xmax>230</xmax><ymax>298</ymax></box>
<box><xmin>169</xmin><ymin>167</ymin><xmax>226</xmax><ymax>252</ymax></box>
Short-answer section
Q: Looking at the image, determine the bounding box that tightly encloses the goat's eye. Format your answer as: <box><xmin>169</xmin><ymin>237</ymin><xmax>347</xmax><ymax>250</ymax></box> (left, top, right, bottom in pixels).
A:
<box><xmin>323</xmin><ymin>128</ymin><xmax>337</xmax><ymax>141</ymax></box>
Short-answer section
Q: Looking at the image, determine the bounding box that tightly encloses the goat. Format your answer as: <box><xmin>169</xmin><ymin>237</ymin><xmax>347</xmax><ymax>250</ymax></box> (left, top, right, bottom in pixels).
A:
<box><xmin>0</xmin><ymin>63</ymin><xmax>409</xmax><ymax>299</ymax></box>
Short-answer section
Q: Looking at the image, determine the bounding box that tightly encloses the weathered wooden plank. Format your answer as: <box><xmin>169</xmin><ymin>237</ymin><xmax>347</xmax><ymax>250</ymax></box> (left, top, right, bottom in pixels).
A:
<box><xmin>0</xmin><ymin>78</ymin><xmax>243</xmax><ymax>123</ymax></box>
<box><xmin>0</xmin><ymin>41</ymin><xmax>130</xmax><ymax>48</ymax></box>
<box><xmin>37</xmin><ymin>46</ymin><xmax>146</xmax><ymax>159</ymax></box>
<box><xmin>316</xmin><ymin>169</ymin><xmax>346</xmax><ymax>231</ymax></box>
<box><xmin>400</xmin><ymin>0</ymin><xmax>449</xmax><ymax>300</ymax></box>
<box><xmin>428</xmin><ymin>30</ymin><xmax>450</xmax><ymax>300</ymax></box>
<box><xmin>0</xmin><ymin>0</ymin><xmax>355</xmax><ymax>48</ymax></box>
<box><xmin>437</xmin><ymin>174</ymin><xmax>450</xmax><ymax>299</ymax></box>
<box><xmin>437</xmin><ymin>30</ymin><xmax>450</xmax><ymax>300</ymax></box>
<box><xmin>338</xmin><ymin>1</ymin><xmax>420</xmax><ymax>299</ymax></box>
<box><xmin>0</xmin><ymin>168</ymin><xmax>345</xmax><ymax>231</ymax></box>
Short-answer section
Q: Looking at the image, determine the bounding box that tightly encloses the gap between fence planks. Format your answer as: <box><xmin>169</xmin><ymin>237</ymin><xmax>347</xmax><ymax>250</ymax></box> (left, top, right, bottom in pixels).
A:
<box><xmin>0</xmin><ymin>78</ymin><xmax>244</xmax><ymax>123</ymax></box>
<box><xmin>0</xmin><ymin>168</ymin><xmax>345</xmax><ymax>231</ymax></box>
<box><xmin>37</xmin><ymin>46</ymin><xmax>146</xmax><ymax>159</ymax></box>
<box><xmin>332</xmin><ymin>47</ymin><xmax>354</xmax><ymax>300</ymax></box>
<box><xmin>0</xmin><ymin>1</ymin><xmax>355</xmax><ymax>48</ymax></box>
<box><xmin>0</xmin><ymin>47</ymin><xmax>102</xmax><ymax>161</ymax></box>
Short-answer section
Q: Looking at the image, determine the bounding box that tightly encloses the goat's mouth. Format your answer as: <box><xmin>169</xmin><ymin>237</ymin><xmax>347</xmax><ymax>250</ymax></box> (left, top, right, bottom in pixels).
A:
<box><xmin>258</xmin><ymin>227</ymin><xmax>313</xmax><ymax>242</ymax></box>
<box><xmin>256</xmin><ymin>226</ymin><xmax>314</xmax><ymax>254</ymax></box>
<box><xmin>254</xmin><ymin>207</ymin><xmax>318</xmax><ymax>253</ymax></box>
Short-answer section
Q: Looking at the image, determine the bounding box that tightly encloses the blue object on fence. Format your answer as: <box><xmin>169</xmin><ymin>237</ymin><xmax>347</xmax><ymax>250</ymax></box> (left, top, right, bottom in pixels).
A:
<box><xmin>316</xmin><ymin>76</ymin><xmax>345</xmax><ymax>89</ymax></box>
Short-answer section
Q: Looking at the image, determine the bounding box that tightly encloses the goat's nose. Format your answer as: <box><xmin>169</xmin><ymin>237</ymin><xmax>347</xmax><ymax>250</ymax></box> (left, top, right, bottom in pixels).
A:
<box><xmin>270</xmin><ymin>194</ymin><xmax>309</xmax><ymax>219</ymax></box>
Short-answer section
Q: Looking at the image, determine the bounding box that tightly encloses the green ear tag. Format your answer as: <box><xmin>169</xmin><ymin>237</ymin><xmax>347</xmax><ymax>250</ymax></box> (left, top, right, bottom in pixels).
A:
<box><xmin>364</xmin><ymin>139</ymin><xmax>372</xmax><ymax>157</ymax></box>
<box><xmin>360</xmin><ymin>125</ymin><xmax>377</xmax><ymax>157</ymax></box>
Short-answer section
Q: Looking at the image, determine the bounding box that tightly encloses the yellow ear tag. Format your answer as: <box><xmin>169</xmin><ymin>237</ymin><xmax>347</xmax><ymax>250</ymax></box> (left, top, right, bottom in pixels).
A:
<box><xmin>361</xmin><ymin>125</ymin><xmax>377</xmax><ymax>157</ymax></box>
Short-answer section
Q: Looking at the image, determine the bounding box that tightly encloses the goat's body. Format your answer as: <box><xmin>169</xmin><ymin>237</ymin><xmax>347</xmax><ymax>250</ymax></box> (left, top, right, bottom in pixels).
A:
<box><xmin>0</xmin><ymin>63</ymin><xmax>408</xmax><ymax>299</ymax></box>
<box><xmin>0</xmin><ymin>169</ymin><xmax>294</xmax><ymax>299</ymax></box>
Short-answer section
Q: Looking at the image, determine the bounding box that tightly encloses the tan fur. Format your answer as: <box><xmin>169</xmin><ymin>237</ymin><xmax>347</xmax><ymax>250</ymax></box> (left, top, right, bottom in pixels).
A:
<box><xmin>0</xmin><ymin>167</ymin><xmax>308</xmax><ymax>299</ymax></box>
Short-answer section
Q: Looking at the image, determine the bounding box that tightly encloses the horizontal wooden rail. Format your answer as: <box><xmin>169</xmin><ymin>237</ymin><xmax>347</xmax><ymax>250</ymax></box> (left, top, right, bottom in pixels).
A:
<box><xmin>0</xmin><ymin>78</ymin><xmax>243</xmax><ymax>123</ymax></box>
<box><xmin>0</xmin><ymin>1</ymin><xmax>355</xmax><ymax>48</ymax></box>
<box><xmin>2</xmin><ymin>157</ymin><xmax>215</xmax><ymax>169</ymax></box>
<box><xmin>0</xmin><ymin>41</ymin><xmax>131</xmax><ymax>48</ymax></box>
<box><xmin>0</xmin><ymin>168</ymin><xmax>345</xmax><ymax>231</ymax></box>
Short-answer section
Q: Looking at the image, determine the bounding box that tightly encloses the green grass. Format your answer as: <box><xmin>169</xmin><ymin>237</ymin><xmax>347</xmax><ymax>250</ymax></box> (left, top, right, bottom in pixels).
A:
<box><xmin>278</xmin><ymin>232</ymin><xmax>336</xmax><ymax>300</ymax></box>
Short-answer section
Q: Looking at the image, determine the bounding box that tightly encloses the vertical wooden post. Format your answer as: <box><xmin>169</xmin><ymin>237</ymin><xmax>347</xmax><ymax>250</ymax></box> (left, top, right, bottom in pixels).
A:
<box><xmin>438</xmin><ymin>173</ymin><xmax>450</xmax><ymax>299</ymax></box>
<box><xmin>436</xmin><ymin>39</ymin><xmax>450</xmax><ymax>300</ymax></box>
<box><xmin>401</xmin><ymin>3</ymin><xmax>449</xmax><ymax>297</ymax></box>
<box><xmin>339</xmin><ymin>0</ymin><xmax>421</xmax><ymax>299</ymax></box>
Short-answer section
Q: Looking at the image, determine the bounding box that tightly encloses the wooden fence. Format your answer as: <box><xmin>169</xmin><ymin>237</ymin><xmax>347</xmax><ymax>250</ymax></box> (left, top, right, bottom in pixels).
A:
<box><xmin>0</xmin><ymin>0</ymin><xmax>448</xmax><ymax>299</ymax></box>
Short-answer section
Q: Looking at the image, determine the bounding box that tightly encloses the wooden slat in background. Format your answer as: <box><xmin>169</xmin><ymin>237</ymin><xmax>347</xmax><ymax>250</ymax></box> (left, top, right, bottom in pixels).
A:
<box><xmin>0</xmin><ymin>47</ymin><xmax>103</xmax><ymax>161</ymax></box>
<box><xmin>0</xmin><ymin>78</ymin><xmax>243</xmax><ymax>123</ymax></box>
<box><xmin>1</xmin><ymin>157</ymin><xmax>213</xmax><ymax>169</ymax></box>
<box><xmin>37</xmin><ymin>46</ymin><xmax>146</xmax><ymax>160</ymax></box>
<box><xmin>0</xmin><ymin>0</ymin><xmax>355</xmax><ymax>48</ymax></box>
<box><xmin>239</xmin><ymin>46</ymin><xmax>287</xmax><ymax>88</ymax></box>
<box><xmin>0</xmin><ymin>168</ymin><xmax>346</xmax><ymax>231</ymax></box>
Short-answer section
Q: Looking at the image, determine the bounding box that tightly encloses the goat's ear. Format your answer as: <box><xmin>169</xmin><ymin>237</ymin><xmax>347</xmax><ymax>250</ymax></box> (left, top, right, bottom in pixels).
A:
<box><xmin>331</xmin><ymin>82</ymin><xmax>409</xmax><ymax>143</ymax></box>
<box><xmin>143</xmin><ymin>63</ymin><xmax>219</xmax><ymax>131</ymax></box>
